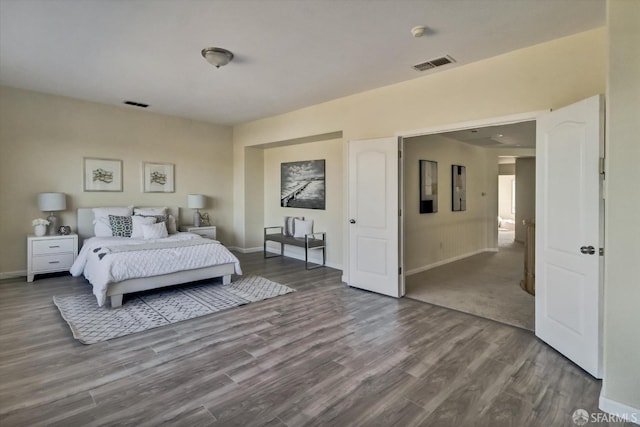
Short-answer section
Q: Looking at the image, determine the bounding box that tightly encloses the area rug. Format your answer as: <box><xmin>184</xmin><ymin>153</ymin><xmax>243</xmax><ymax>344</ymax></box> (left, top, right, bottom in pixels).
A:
<box><xmin>53</xmin><ymin>275</ymin><xmax>294</xmax><ymax>344</ymax></box>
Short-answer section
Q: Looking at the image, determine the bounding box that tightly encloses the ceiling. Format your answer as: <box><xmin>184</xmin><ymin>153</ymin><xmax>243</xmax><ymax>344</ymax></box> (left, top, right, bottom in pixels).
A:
<box><xmin>441</xmin><ymin>121</ymin><xmax>536</xmax><ymax>149</ymax></box>
<box><xmin>0</xmin><ymin>0</ymin><xmax>605</xmax><ymax>126</ymax></box>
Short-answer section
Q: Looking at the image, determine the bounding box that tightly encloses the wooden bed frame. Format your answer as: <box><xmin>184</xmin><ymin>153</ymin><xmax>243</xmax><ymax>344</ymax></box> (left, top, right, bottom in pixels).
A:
<box><xmin>77</xmin><ymin>208</ymin><xmax>236</xmax><ymax>308</ymax></box>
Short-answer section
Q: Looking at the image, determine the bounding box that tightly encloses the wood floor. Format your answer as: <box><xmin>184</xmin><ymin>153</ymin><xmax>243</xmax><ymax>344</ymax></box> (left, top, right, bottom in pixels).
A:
<box><xmin>0</xmin><ymin>252</ymin><xmax>629</xmax><ymax>426</ymax></box>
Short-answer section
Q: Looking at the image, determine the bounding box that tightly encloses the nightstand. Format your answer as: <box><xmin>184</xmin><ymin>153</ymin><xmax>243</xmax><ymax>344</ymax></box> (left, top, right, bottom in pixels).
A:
<box><xmin>179</xmin><ymin>225</ymin><xmax>217</xmax><ymax>240</ymax></box>
<box><xmin>27</xmin><ymin>234</ymin><xmax>78</xmax><ymax>282</ymax></box>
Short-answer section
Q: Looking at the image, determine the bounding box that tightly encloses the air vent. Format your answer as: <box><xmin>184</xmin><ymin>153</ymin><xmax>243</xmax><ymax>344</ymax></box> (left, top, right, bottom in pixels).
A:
<box><xmin>413</xmin><ymin>55</ymin><xmax>456</xmax><ymax>72</ymax></box>
<box><xmin>124</xmin><ymin>101</ymin><xmax>149</xmax><ymax>108</ymax></box>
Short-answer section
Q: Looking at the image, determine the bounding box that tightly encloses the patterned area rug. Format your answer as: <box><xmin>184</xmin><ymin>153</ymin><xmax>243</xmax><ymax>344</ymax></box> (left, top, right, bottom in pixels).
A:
<box><xmin>53</xmin><ymin>275</ymin><xmax>294</xmax><ymax>344</ymax></box>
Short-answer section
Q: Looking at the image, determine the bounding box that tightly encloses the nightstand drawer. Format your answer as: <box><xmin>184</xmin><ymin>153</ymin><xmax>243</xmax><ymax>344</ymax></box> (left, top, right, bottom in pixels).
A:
<box><xmin>32</xmin><ymin>238</ymin><xmax>75</xmax><ymax>255</ymax></box>
<box><xmin>31</xmin><ymin>253</ymin><xmax>75</xmax><ymax>272</ymax></box>
<box><xmin>180</xmin><ymin>226</ymin><xmax>216</xmax><ymax>240</ymax></box>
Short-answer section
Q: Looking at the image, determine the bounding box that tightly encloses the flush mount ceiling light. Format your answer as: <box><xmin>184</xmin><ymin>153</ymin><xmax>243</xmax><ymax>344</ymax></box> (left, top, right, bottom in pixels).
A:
<box><xmin>201</xmin><ymin>47</ymin><xmax>234</xmax><ymax>68</ymax></box>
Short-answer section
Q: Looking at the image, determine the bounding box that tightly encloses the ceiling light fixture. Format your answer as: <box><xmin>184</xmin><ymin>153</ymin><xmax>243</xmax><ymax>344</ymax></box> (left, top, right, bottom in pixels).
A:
<box><xmin>201</xmin><ymin>47</ymin><xmax>234</xmax><ymax>68</ymax></box>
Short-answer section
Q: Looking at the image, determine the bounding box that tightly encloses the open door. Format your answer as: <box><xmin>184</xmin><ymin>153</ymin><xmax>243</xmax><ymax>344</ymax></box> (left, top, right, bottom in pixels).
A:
<box><xmin>536</xmin><ymin>95</ymin><xmax>604</xmax><ymax>378</ymax></box>
<box><xmin>348</xmin><ymin>137</ymin><xmax>401</xmax><ymax>297</ymax></box>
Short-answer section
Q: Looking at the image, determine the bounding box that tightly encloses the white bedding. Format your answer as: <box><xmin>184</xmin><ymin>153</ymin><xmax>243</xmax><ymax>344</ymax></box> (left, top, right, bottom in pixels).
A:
<box><xmin>71</xmin><ymin>233</ymin><xmax>242</xmax><ymax>306</ymax></box>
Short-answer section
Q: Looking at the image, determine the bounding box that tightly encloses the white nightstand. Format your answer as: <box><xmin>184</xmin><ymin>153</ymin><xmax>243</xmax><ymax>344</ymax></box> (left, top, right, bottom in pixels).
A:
<box><xmin>179</xmin><ymin>225</ymin><xmax>217</xmax><ymax>240</ymax></box>
<box><xmin>27</xmin><ymin>234</ymin><xmax>78</xmax><ymax>282</ymax></box>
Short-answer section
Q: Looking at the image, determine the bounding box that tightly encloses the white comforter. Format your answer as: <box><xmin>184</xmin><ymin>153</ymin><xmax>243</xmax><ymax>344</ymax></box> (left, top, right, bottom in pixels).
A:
<box><xmin>70</xmin><ymin>233</ymin><xmax>242</xmax><ymax>306</ymax></box>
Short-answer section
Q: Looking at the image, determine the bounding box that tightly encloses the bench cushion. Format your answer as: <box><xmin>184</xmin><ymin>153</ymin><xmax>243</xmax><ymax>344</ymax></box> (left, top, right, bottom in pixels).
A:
<box><xmin>265</xmin><ymin>233</ymin><xmax>324</xmax><ymax>248</ymax></box>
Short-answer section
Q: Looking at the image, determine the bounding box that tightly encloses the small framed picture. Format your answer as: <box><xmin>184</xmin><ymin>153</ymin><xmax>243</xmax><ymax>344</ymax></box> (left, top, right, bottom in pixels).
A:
<box><xmin>452</xmin><ymin>164</ymin><xmax>466</xmax><ymax>211</ymax></box>
<box><xmin>83</xmin><ymin>157</ymin><xmax>123</xmax><ymax>192</ymax></box>
<box><xmin>142</xmin><ymin>162</ymin><xmax>175</xmax><ymax>193</ymax></box>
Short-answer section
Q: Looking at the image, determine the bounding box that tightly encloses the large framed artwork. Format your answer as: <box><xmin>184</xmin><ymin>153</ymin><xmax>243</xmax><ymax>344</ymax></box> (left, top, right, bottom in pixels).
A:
<box><xmin>143</xmin><ymin>162</ymin><xmax>175</xmax><ymax>193</ymax></box>
<box><xmin>419</xmin><ymin>160</ymin><xmax>438</xmax><ymax>213</ymax></box>
<box><xmin>83</xmin><ymin>157</ymin><xmax>123</xmax><ymax>192</ymax></box>
<box><xmin>280</xmin><ymin>159</ymin><xmax>326</xmax><ymax>209</ymax></box>
<box><xmin>452</xmin><ymin>164</ymin><xmax>466</xmax><ymax>211</ymax></box>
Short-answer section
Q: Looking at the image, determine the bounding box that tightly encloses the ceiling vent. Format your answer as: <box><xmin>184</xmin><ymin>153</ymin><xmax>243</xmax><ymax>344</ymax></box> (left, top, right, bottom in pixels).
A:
<box><xmin>413</xmin><ymin>55</ymin><xmax>456</xmax><ymax>72</ymax></box>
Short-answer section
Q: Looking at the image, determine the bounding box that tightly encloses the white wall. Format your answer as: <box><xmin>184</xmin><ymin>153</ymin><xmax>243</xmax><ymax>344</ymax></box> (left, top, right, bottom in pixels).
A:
<box><xmin>498</xmin><ymin>175</ymin><xmax>515</xmax><ymax>221</ymax></box>
<box><xmin>0</xmin><ymin>86</ymin><xmax>234</xmax><ymax>276</ymax></box>
<box><xmin>404</xmin><ymin>134</ymin><xmax>495</xmax><ymax>273</ymax></box>
<box><xmin>233</xmin><ymin>28</ymin><xmax>606</xmax><ymax>277</ymax></box>
<box><xmin>601</xmin><ymin>0</ymin><xmax>640</xmax><ymax>415</ymax></box>
<box><xmin>515</xmin><ymin>157</ymin><xmax>536</xmax><ymax>242</ymax></box>
<box><xmin>262</xmin><ymin>138</ymin><xmax>343</xmax><ymax>268</ymax></box>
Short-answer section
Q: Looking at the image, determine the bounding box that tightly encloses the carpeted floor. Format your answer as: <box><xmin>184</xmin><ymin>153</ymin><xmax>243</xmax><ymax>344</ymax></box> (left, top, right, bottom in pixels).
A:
<box><xmin>406</xmin><ymin>230</ymin><xmax>535</xmax><ymax>331</ymax></box>
<box><xmin>54</xmin><ymin>275</ymin><xmax>294</xmax><ymax>344</ymax></box>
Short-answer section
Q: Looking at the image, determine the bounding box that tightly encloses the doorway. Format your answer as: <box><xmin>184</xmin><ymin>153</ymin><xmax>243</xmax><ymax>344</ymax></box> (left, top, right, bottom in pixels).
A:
<box><xmin>401</xmin><ymin>119</ymin><xmax>537</xmax><ymax>330</ymax></box>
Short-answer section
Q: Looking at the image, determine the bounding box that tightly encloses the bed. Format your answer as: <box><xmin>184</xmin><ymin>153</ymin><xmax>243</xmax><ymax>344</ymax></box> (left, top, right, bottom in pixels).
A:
<box><xmin>71</xmin><ymin>208</ymin><xmax>242</xmax><ymax>308</ymax></box>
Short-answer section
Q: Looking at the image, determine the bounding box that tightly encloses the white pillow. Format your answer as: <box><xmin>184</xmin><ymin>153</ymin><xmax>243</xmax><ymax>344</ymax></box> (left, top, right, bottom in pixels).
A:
<box><xmin>167</xmin><ymin>214</ymin><xmax>177</xmax><ymax>234</ymax></box>
<box><xmin>93</xmin><ymin>206</ymin><xmax>133</xmax><ymax>237</ymax></box>
<box><xmin>142</xmin><ymin>222</ymin><xmax>169</xmax><ymax>240</ymax></box>
<box><xmin>92</xmin><ymin>206</ymin><xmax>133</xmax><ymax>220</ymax></box>
<box><xmin>134</xmin><ymin>207</ymin><xmax>168</xmax><ymax>216</ymax></box>
<box><xmin>94</xmin><ymin>217</ymin><xmax>113</xmax><ymax>237</ymax></box>
<box><xmin>293</xmin><ymin>219</ymin><xmax>313</xmax><ymax>238</ymax></box>
<box><xmin>131</xmin><ymin>216</ymin><xmax>157</xmax><ymax>239</ymax></box>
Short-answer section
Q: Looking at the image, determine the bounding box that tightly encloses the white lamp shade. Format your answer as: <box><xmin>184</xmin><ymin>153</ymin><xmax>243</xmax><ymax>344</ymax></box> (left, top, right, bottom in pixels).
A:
<box><xmin>188</xmin><ymin>194</ymin><xmax>205</xmax><ymax>209</ymax></box>
<box><xmin>38</xmin><ymin>192</ymin><xmax>66</xmax><ymax>211</ymax></box>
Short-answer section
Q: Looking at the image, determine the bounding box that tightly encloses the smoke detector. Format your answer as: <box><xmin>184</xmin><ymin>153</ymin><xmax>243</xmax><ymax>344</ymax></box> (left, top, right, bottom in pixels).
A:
<box><xmin>411</xmin><ymin>26</ymin><xmax>427</xmax><ymax>38</ymax></box>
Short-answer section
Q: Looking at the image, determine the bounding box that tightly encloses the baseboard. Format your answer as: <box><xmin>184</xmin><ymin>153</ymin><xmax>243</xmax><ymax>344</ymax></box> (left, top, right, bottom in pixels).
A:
<box><xmin>264</xmin><ymin>246</ymin><xmax>342</xmax><ymax>271</ymax></box>
<box><xmin>406</xmin><ymin>248</ymin><xmax>497</xmax><ymax>276</ymax></box>
<box><xmin>599</xmin><ymin>395</ymin><xmax>640</xmax><ymax>425</ymax></box>
<box><xmin>0</xmin><ymin>270</ymin><xmax>26</xmax><ymax>280</ymax></box>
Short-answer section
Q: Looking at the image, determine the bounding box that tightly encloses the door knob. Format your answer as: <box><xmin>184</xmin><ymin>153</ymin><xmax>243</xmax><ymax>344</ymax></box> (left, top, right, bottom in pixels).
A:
<box><xmin>580</xmin><ymin>246</ymin><xmax>595</xmax><ymax>255</ymax></box>
<box><xmin>349</xmin><ymin>219</ymin><xmax>356</xmax><ymax>224</ymax></box>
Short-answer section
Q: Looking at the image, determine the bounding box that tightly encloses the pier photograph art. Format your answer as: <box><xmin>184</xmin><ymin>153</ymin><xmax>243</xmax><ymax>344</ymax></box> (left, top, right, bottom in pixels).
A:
<box><xmin>281</xmin><ymin>160</ymin><xmax>325</xmax><ymax>209</ymax></box>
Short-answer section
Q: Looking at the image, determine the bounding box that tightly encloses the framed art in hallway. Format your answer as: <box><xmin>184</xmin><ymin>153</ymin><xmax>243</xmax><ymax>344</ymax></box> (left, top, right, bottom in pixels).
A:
<box><xmin>83</xmin><ymin>157</ymin><xmax>123</xmax><ymax>192</ymax></box>
<box><xmin>419</xmin><ymin>160</ymin><xmax>438</xmax><ymax>213</ymax></box>
<box><xmin>452</xmin><ymin>164</ymin><xmax>466</xmax><ymax>211</ymax></box>
<box><xmin>143</xmin><ymin>162</ymin><xmax>175</xmax><ymax>193</ymax></box>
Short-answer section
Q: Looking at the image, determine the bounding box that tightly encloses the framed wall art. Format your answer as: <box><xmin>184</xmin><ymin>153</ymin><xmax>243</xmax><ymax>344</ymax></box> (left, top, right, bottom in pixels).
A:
<box><xmin>83</xmin><ymin>157</ymin><xmax>123</xmax><ymax>192</ymax></box>
<box><xmin>452</xmin><ymin>164</ymin><xmax>466</xmax><ymax>211</ymax></box>
<box><xmin>280</xmin><ymin>159</ymin><xmax>325</xmax><ymax>209</ymax></box>
<box><xmin>419</xmin><ymin>160</ymin><xmax>438</xmax><ymax>213</ymax></box>
<box><xmin>143</xmin><ymin>162</ymin><xmax>175</xmax><ymax>193</ymax></box>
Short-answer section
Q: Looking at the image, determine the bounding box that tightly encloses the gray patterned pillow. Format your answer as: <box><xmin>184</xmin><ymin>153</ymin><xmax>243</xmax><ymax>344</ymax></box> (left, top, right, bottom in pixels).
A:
<box><xmin>109</xmin><ymin>215</ymin><xmax>133</xmax><ymax>237</ymax></box>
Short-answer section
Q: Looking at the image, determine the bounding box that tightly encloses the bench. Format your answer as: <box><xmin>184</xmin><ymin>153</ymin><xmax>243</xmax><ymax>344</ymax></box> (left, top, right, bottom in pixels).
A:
<box><xmin>263</xmin><ymin>226</ymin><xmax>326</xmax><ymax>269</ymax></box>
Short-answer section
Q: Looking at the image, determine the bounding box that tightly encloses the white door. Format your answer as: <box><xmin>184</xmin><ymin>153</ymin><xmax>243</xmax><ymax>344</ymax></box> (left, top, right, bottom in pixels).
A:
<box><xmin>348</xmin><ymin>137</ymin><xmax>401</xmax><ymax>297</ymax></box>
<box><xmin>536</xmin><ymin>95</ymin><xmax>604</xmax><ymax>378</ymax></box>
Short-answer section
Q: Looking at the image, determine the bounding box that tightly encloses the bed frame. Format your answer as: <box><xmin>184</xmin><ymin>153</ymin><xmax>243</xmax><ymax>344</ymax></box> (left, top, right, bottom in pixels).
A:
<box><xmin>77</xmin><ymin>208</ymin><xmax>236</xmax><ymax>308</ymax></box>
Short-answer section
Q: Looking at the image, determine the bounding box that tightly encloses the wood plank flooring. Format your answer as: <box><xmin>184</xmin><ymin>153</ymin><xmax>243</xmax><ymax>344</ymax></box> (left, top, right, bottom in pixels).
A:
<box><xmin>0</xmin><ymin>252</ymin><xmax>630</xmax><ymax>426</ymax></box>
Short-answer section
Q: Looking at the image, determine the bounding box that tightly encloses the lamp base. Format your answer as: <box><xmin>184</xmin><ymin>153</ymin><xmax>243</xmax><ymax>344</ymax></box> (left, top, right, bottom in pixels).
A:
<box><xmin>47</xmin><ymin>212</ymin><xmax>58</xmax><ymax>235</ymax></box>
<box><xmin>193</xmin><ymin>210</ymin><xmax>201</xmax><ymax>227</ymax></box>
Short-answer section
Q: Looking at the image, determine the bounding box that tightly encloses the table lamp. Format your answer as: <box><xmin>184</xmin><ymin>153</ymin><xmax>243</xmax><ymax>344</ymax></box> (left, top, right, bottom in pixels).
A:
<box><xmin>188</xmin><ymin>194</ymin><xmax>205</xmax><ymax>227</ymax></box>
<box><xmin>38</xmin><ymin>192</ymin><xmax>66</xmax><ymax>235</ymax></box>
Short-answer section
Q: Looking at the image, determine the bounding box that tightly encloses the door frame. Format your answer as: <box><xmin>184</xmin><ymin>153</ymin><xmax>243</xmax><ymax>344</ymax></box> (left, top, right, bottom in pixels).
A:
<box><xmin>395</xmin><ymin>110</ymin><xmax>547</xmax><ymax>297</ymax></box>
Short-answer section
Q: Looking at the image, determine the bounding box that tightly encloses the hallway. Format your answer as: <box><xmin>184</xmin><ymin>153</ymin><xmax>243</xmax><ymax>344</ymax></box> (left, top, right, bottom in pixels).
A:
<box><xmin>406</xmin><ymin>230</ymin><xmax>534</xmax><ymax>331</ymax></box>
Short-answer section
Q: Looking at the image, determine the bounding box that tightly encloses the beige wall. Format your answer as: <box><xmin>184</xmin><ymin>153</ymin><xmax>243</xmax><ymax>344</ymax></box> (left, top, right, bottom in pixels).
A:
<box><xmin>404</xmin><ymin>135</ymin><xmax>495</xmax><ymax>273</ymax></box>
<box><xmin>499</xmin><ymin>163</ymin><xmax>516</xmax><ymax>175</ymax></box>
<box><xmin>0</xmin><ymin>86</ymin><xmax>234</xmax><ymax>276</ymax></box>
<box><xmin>233</xmin><ymin>28</ymin><xmax>606</xmax><ymax>275</ymax></box>
<box><xmin>263</xmin><ymin>138</ymin><xmax>343</xmax><ymax>268</ymax></box>
<box><xmin>602</xmin><ymin>0</ymin><xmax>640</xmax><ymax>414</ymax></box>
<box><xmin>514</xmin><ymin>157</ymin><xmax>536</xmax><ymax>242</ymax></box>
